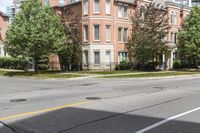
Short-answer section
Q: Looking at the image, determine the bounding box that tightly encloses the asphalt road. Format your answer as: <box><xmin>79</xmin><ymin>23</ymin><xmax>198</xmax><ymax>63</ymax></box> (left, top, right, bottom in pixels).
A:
<box><xmin>0</xmin><ymin>76</ymin><xmax>200</xmax><ymax>133</ymax></box>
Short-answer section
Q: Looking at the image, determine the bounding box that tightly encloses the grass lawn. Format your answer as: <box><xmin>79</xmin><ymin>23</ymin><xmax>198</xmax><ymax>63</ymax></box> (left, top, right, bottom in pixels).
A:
<box><xmin>99</xmin><ymin>71</ymin><xmax>200</xmax><ymax>78</ymax></box>
<box><xmin>0</xmin><ymin>69</ymin><xmax>83</xmax><ymax>79</ymax></box>
<box><xmin>0</xmin><ymin>69</ymin><xmax>199</xmax><ymax>79</ymax></box>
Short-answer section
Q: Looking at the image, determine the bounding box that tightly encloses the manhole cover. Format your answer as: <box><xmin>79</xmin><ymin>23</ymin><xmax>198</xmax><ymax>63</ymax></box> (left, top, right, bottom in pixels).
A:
<box><xmin>154</xmin><ymin>87</ymin><xmax>164</xmax><ymax>89</ymax></box>
<box><xmin>86</xmin><ymin>97</ymin><xmax>102</xmax><ymax>100</ymax></box>
<box><xmin>10</xmin><ymin>99</ymin><xmax>27</xmax><ymax>103</ymax></box>
<box><xmin>39</xmin><ymin>88</ymin><xmax>52</xmax><ymax>90</ymax></box>
<box><xmin>80</xmin><ymin>83</ymin><xmax>98</xmax><ymax>86</ymax></box>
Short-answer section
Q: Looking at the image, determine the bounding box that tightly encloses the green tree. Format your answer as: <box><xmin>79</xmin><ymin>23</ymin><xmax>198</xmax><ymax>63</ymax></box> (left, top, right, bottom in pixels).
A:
<box><xmin>5</xmin><ymin>0</ymin><xmax>66</xmax><ymax>72</ymax></box>
<box><xmin>56</xmin><ymin>7</ymin><xmax>82</xmax><ymax>71</ymax></box>
<box><xmin>178</xmin><ymin>6</ymin><xmax>200</xmax><ymax>71</ymax></box>
<box><xmin>127</xmin><ymin>1</ymin><xmax>168</xmax><ymax>70</ymax></box>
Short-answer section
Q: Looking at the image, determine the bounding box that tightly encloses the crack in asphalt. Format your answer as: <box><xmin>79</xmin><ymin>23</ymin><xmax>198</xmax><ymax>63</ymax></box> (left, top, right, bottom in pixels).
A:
<box><xmin>0</xmin><ymin>121</ymin><xmax>34</xmax><ymax>133</ymax></box>
<box><xmin>58</xmin><ymin>97</ymin><xmax>182</xmax><ymax>133</ymax></box>
<box><xmin>0</xmin><ymin>121</ymin><xmax>21</xmax><ymax>133</ymax></box>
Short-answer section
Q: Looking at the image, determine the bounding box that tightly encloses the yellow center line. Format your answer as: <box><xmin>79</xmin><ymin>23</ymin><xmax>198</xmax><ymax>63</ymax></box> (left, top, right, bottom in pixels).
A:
<box><xmin>0</xmin><ymin>101</ymin><xmax>91</xmax><ymax>121</ymax></box>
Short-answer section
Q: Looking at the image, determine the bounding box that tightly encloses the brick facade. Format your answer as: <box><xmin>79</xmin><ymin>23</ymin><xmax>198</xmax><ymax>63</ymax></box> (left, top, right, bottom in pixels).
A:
<box><xmin>11</xmin><ymin>0</ymin><xmax>191</xmax><ymax>70</ymax></box>
<box><xmin>0</xmin><ymin>12</ymin><xmax>9</xmax><ymax>57</ymax></box>
<box><xmin>53</xmin><ymin>0</ymin><xmax>190</xmax><ymax>70</ymax></box>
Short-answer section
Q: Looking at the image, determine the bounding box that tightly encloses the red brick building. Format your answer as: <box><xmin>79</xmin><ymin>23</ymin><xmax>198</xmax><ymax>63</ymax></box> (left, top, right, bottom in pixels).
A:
<box><xmin>52</xmin><ymin>0</ymin><xmax>191</xmax><ymax>70</ymax></box>
<box><xmin>11</xmin><ymin>0</ymin><xmax>191</xmax><ymax>70</ymax></box>
<box><xmin>0</xmin><ymin>11</ymin><xmax>9</xmax><ymax>57</ymax></box>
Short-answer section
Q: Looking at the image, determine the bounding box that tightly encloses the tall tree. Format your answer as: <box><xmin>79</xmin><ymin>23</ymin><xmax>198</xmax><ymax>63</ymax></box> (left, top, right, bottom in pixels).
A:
<box><xmin>127</xmin><ymin>1</ymin><xmax>168</xmax><ymax>70</ymax></box>
<box><xmin>56</xmin><ymin>7</ymin><xmax>82</xmax><ymax>71</ymax></box>
<box><xmin>178</xmin><ymin>6</ymin><xmax>200</xmax><ymax>71</ymax></box>
<box><xmin>5</xmin><ymin>0</ymin><xmax>66</xmax><ymax>72</ymax></box>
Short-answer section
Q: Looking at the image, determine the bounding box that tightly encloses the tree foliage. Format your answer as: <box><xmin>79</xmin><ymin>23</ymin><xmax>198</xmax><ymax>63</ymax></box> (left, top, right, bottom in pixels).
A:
<box><xmin>5</xmin><ymin>0</ymin><xmax>66</xmax><ymax>72</ymax></box>
<box><xmin>127</xmin><ymin>1</ymin><xmax>168</xmax><ymax>69</ymax></box>
<box><xmin>56</xmin><ymin>7</ymin><xmax>82</xmax><ymax>71</ymax></box>
<box><xmin>178</xmin><ymin>6</ymin><xmax>200</xmax><ymax>70</ymax></box>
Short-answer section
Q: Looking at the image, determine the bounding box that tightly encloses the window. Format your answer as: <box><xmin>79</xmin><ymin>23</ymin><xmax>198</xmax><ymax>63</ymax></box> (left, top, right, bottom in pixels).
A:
<box><xmin>171</xmin><ymin>11</ymin><xmax>174</xmax><ymax>24</ymax></box>
<box><xmin>106</xmin><ymin>0</ymin><xmax>111</xmax><ymax>14</ymax></box>
<box><xmin>118</xmin><ymin>3</ymin><xmax>122</xmax><ymax>17</ymax></box>
<box><xmin>94</xmin><ymin>51</ymin><xmax>100</xmax><ymax>64</ymax></box>
<box><xmin>124</xmin><ymin>28</ymin><xmax>128</xmax><ymax>42</ymax></box>
<box><xmin>140</xmin><ymin>5</ymin><xmax>145</xmax><ymax>19</ymax></box>
<box><xmin>44</xmin><ymin>0</ymin><xmax>49</xmax><ymax>5</ymax></box>
<box><xmin>83</xmin><ymin>50</ymin><xmax>88</xmax><ymax>64</ymax></box>
<box><xmin>71</xmin><ymin>0</ymin><xmax>79</xmax><ymax>3</ymax></box>
<box><xmin>106</xmin><ymin>25</ymin><xmax>111</xmax><ymax>41</ymax></box>
<box><xmin>174</xmin><ymin>12</ymin><xmax>178</xmax><ymax>24</ymax></box>
<box><xmin>106</xmin><ymin>51</ymin><xmax>111</xmax><ymax>65</ymax></box>
<box><xmin>171</xmin><ymin>33</ymin><xmax>175</xmax><ymax>43</ymax></box>
<box><xmin>84</xmin><ymin>0</ymin><xmax>88</xmax><ymax>15</ymax></box>
<box><xmin>94</xmin><ymin>25</ymin><xmax>100</xmax><ymax>41</ymax></box>
<box><xmin>118</xmin><ymin>27</ymin><xmax>123</xmax><ymax>42</ymax></box>
<box><xmin>83</xmin><ymin>25</ymin><xmax>88</xmax><ymax>42</ymax></box>
<box><xmin>118</xmin><ymin>52</ymin><xmax>128</xmax><ymax>62</ymax></box>
<box><xmin>124</xmin><ymin>5</ymin><xmax>128</xmax><ymax>18</ymax></box>
<box><xmin>94</xmin><ymin>0</ymin><xmax>100</xmax><ymax>13</ymax></box>
<box><xmin>59</xmin><ymin>0</ymin><xmax>65</xmax><ymax>5</ymax></box>
<box><xmin>175</xmin><ymin>33</ymin><xmax>177</xmax><ymax>44</ymax></box>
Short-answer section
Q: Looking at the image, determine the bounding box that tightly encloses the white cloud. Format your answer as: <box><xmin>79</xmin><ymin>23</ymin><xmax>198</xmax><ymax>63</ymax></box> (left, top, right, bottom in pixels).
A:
<box><xmin>0</xmin><ymin>0</ymin><xmax>12</xmax><ymax>13</ymax></box>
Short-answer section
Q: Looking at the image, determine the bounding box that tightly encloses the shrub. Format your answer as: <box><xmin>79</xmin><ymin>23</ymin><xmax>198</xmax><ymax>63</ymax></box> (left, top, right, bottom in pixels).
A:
<box><xmin>0</xmin><ymin>57</ymin><xmax>28</xmax><ymax>70</ymax></box>
<box><xmin>173</xmin><ymin>60</ymin><xmax>181</xmax><ymax>69</ymax></box>
<box><xmin>38</xmin><ymin>56</ymin><xmax>49</xmax><ymax>70</ymax></box>
<box><xmin>115</xmin><ymin>60</ymin><xmax>131</xmax><ymax>70</ymax></box>
<box><xmin>143</xmin><ymin>62</ymin><xmax>159</xmax><ymax>71</ymax></box>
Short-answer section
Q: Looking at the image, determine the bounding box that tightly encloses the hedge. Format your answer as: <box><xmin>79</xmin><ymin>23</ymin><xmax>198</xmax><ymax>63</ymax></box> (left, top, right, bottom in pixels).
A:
<box><xmin>0</xmin><ymin>57</ymin><xmax>28</xmax><ymax>70</ymax></box>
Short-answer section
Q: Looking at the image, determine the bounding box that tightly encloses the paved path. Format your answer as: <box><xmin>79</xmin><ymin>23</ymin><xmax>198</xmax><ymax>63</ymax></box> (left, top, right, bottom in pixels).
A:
<box><xmin>0</xmin><ymin>76</ymin><xmax>200</xmax><ymax>133</ymax></box>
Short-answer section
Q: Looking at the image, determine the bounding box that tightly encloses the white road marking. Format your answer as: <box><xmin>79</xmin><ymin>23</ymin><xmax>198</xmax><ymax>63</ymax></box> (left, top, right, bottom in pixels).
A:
<box><xmin>135</xmin><ymin>106</ymin><xmax>200</xmax><ymax>133</ymax></box>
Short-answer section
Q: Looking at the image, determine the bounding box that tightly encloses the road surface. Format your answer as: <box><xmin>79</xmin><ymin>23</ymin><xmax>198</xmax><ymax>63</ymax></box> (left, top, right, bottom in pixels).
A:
<box><xmin>0</xmin><ymin>76</ymin><xmax>200</xmax><ymax>133</ymax></box>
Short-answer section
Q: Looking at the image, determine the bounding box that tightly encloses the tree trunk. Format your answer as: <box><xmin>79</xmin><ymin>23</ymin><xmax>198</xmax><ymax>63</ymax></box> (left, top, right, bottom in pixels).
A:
<box><xmin>58</xmin><ymin>54</ymin><xmax>64</xmax><ymax>71</ymax></box>
<box><xmin>34</xmin><ymin>58</ymin><xmax>39</xmax><ymax>72</ymax></box>
<box><xmin>196</xmin><ymin>56</ymin><xmax>199</xmax><ymax>72</ymax></box>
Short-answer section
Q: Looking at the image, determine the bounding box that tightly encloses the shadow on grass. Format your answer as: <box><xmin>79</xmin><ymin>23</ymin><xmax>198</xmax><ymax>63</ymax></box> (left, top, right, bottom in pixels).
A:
<box><xmin>3</xmin><ymin>71</ymin><xmax>60</xmax><ymax>77</ymax></box>
<box><xmin>1</xmin><ymin>70</ymin><xmax>81</xmax><ymax>79</ymax></box>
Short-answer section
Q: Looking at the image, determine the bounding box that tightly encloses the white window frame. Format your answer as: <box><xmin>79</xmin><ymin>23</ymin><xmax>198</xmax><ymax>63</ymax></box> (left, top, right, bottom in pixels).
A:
<box><xmin>124</xmin><ymin>4</ymin><xmax>128</xmax><ymax>18</ymax></box>
<box><xmin>59</xmin><ymin>0</ymin><xmax>65</xmax><ymax>5</ymax></box>
<box><xmin>106</xmin><ymin>25</ymin><xmax>111</xmax><ymax>42</ymax></box>
<box><xmin>118</xmin><ymin>27</ymin><xmax>123</xmax><ymax>42</ymax></box>
<box><xmin>93</xmin><ymin>0</ymin><xmax>100</xmax><ymax>14</ymax></box>
<box><xmin>171</xmin><ymin>32</ymin><xmax>175</xmax><ymax>44</ymax></box>
<box><xmin>174</xmin><ymin>12</ymin><xmax>178</xmax><ymax>25</ymax></box>
<box><xmin>124</xmin><ymin>28</ymin><xmax>128</xmax><ymax>42</ymax></box>
<box><xmin>93</xmin><ymin>24</ymin><xmax>100</xmax><ymax>41</ymax></box>
<box><xmin>106</xmin><ymin>0</ymin><xmax>111</xmax><ymax>15</ymax></box>
<box><xmin>94</xmin><ymin>51</ymin><xmax>100</xmax><ymax>64</ymax></box>
<box><xmin>118</xmin><ymin>52</ymin><xmax>128</xmax><ymax>62</ymax></box>
<box><xmin>83</xmin><ymin>50</ymin><xmax>89</xmax><ymax>65</ymax></box>
<box><xmin>83</xmin><ymin>25</ymin><xmax>88</xmax><ymax>42</ymax></box>
<box><xmin>106</xmin><ymin>50</ymin><xmax>111</xmax><ymax>65</ymax></box>
<box><xmin>171</xmin><ymin>11</ymin><xmax>174</xmax><ymax>24</ymax></box>
<box><xmin>118</xmin><ymin>3</ymin><xmax>123</xmax><ymax>18</ymax></box>
<box><xmin>84</xmin><ymin>0</ymin><xmax>88</xmax><ymax>15</ymax></box>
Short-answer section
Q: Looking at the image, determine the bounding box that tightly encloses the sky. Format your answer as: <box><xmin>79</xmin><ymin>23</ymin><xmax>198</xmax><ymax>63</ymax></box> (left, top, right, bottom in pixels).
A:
<box><xmin>0</xmin><ymin>0</ymin><xmax>12</xmax><ymax>13</ymax></box>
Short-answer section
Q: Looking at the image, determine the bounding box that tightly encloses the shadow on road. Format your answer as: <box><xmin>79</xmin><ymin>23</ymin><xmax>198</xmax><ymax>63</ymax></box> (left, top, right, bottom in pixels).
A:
<box><xmin>1</xmin><ymin>107</ymin><xmax>200</xmax><ymax>133</ymax></box>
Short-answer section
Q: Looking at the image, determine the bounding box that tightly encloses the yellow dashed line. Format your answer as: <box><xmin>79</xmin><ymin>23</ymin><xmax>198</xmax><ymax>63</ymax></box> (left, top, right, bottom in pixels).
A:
<box><xmin>0</xmin><ymin>101</ymin><xmax>91</xmax><ymax>121</ymax></box>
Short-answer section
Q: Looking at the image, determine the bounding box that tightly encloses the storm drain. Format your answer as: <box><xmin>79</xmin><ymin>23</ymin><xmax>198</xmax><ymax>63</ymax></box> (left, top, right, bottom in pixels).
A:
<box><xmin>86</xmin><ymin>97</ymin><xmax>102</xmax><ymax>100</ymax></box>
<box><xmin>9</xmin><ymin>99</ymin><xmax>27</xmax><ymax>103</ymax></box>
